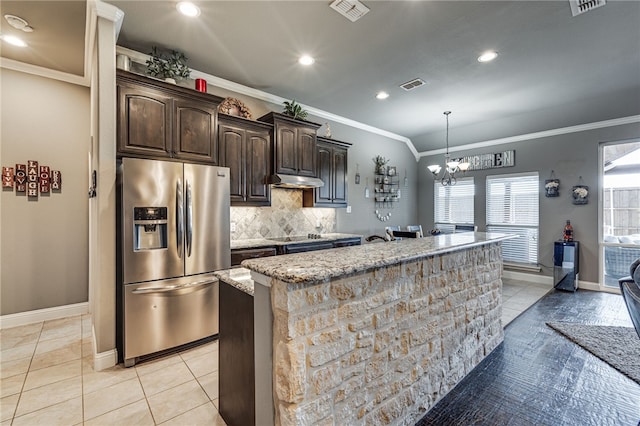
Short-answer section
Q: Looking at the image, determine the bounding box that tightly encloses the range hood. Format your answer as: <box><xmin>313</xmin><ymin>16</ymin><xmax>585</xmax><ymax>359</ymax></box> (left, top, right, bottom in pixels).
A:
<box><xmin>268</xmin><ymin>174</ymin><xmax>324</xmax><ymax>189</ymax></box>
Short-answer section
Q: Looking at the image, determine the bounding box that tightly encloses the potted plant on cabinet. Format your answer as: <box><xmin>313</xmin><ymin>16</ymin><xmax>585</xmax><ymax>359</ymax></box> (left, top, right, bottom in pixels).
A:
<box><xmin>146</xmin><ymin>46</ymin><xmax>191</xmax><ymax>83</ymax></box>
<box><xmin>282</xmin><ymin>99</ymin><xmax>308</xmax><ymax>120</ymax></box>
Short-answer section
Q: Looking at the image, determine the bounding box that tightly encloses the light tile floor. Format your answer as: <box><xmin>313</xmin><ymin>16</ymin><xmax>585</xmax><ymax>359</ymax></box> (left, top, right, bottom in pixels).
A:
<box><xmin>0</xmin><ymin>277</ymin><xmax>549</xmax><ymax>425</ymax></box>
<box><xmin>1</xmin><ymin>315</ymin><xmax>225</xmax><ymax>425</ymax></box>
<box><xmin>502</xmin><ymin>277</ymin><xmax>552</xmax><ymax>326</ymax></box>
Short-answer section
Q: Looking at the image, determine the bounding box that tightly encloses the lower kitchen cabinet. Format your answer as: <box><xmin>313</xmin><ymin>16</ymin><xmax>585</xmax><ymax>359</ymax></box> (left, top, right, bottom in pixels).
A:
<box><xmin>219</xmin><ymin>280</ymin><xmax>255</xmax><ymax>426</ymax></box>
<box><xmin>303</xmin><ymin>137</ymin><xmax>351</xmax><ymax>207</ymax></box>
<box><xmin>231</xmin><ymin>247</ymin><xmax>278</xmax><ymax>267</ymax></box>
<box><xmin>218</xmin><ymin>114</ymin><xmax>272</xmax><ymax>206</ymax></box>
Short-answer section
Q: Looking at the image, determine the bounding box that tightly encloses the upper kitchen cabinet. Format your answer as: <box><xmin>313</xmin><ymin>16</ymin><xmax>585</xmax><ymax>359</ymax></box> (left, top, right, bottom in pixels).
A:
<box><xmin>117</xmin><ymin>70</ymin><xmax>224</xmax><ymax>164</ymax></box>
<box><xmin>303</xmin><ymin>137</ymin><xmax>351</xmax><ymax>207</ymax></box>
<box><xmin>257</xmin><ymin>112</ymin><xmax>321</xmax><ymax>177</ymax></box>
<box><xmin>218</xmin><ymin>114</ymin><xmax>272</xmax><ymax>206</ymax></box>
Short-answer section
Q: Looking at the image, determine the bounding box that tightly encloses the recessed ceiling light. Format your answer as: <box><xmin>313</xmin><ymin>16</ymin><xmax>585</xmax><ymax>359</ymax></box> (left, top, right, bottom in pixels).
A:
<box><xmin>4</xmin><ymin>14</ymin><xmax>33</xmax><ymax>32</ymax></box>
<box><xmin>478</xmin><ymin>50</ymin><xmax>498</xmax><ymax>63</ymax></box>
<box><xmin>1</xmin><ymin>34</ymin><xmax>27</xmax><ymax>47</ymax></box>
<box><xmin>177</xmin><ymin>2</ymin><xmax>200</xmax><ymax>17</ymax></box>
<box><xmin>376</xmin><ymin>91</ymin><xmax>389</xmax><ymax>100</ymax></box>
<box><xmin>298</xmin><ymin>55</ymin><xmax>315</xmax><ymax>66</ymax></box>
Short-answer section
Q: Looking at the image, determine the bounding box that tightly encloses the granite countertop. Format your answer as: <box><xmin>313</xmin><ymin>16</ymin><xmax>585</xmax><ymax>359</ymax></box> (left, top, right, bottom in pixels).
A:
<box><xmin>242</xmin><ymin>232</ymin><xmax>514</xmax><ymax>285</ymax></box>
<box><xmin>230</xmin><ymin>233</ymin><xmax>362</xmax><ymax>250</ymax></box>
<box><xmin>214</xmin><ymin>267</ymin><xmax>255</xmax><ymax>296</ymax></box>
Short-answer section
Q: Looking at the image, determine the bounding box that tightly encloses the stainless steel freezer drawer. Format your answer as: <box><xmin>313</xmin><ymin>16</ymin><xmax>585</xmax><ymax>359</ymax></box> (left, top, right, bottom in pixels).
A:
<box><xmin>123</xmin><ymin>274</ymin><xmax>219</xmax><ymax>366</ymax></box>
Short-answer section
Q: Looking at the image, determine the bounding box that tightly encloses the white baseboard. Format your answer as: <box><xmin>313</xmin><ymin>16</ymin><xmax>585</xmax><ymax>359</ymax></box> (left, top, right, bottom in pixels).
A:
<box><xmin>0</xmin><ymin>302</ymin><xmax>89</xmax><ymax>329</ymax></box>
<box><xmin>502</xmin><ymin>271</ymin><xmax>622</xmax><ymax>294</ymax></box>
<box><xmin>502</xmin><ymin>270</ymin><xmax>553</xmax><ymax>286</ymax></box>
<box><xmin>92</xmin><ymin>323</ymin><xmax>118</xmax><ymax>371</ymax></box>
<box><xmin>94</xmin><ymin>348</ymin><xmax>118</xmax><ymax>371</ymax></box>
<box><xmin>578</xmin><ymin>280</ymin><xmax>621</xmax><ymax>294</ymax></box>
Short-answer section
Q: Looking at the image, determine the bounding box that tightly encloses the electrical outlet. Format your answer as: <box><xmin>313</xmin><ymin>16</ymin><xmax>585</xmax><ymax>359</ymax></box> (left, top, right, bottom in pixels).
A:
<box><xmin>230</xmin><ymin>222</ymin><xmax>236</xmax><ymax>232</ymax></box>
<box><xmin>346</xmin><ymin>205</ymin><xmax>352</xmax><ymax>213</ymax></box>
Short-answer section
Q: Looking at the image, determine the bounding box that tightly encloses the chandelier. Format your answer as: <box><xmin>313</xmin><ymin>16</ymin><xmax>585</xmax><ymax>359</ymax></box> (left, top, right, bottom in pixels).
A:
<box><xmin>427</xmin><ymin>111</ymin><xmax>469</xmax><ymax>186</ymax></box>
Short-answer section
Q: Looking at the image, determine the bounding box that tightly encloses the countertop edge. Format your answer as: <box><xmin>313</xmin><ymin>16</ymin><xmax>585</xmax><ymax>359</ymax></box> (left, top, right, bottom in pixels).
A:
<box><xmin>214</xmin><ymin>268</ymin><xmax>255</xmax><ymax>296</ymax></box>
<box><xmin>242</xmin><ymin>232</ymin><xmax>514</xmax><ymax>285</ymax></box>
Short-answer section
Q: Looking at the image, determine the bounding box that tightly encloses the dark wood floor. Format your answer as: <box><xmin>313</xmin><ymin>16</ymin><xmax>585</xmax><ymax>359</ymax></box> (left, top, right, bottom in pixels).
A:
<box><xmin>416</xmin><ymin>289</ymin><xmax>640</xmax><ymax>426</ymax></box>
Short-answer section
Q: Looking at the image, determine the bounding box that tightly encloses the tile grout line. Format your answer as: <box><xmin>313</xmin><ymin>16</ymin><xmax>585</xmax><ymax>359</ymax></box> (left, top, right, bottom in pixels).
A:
<box><xmin>10</xmin><ymin>321</ymin><xmax>44</xmax><ymax>424</ymax></box>
<box><xmin>135</xmin><ymin>362</ymin><xmax>159</xmax><ymax>425</ymax></box>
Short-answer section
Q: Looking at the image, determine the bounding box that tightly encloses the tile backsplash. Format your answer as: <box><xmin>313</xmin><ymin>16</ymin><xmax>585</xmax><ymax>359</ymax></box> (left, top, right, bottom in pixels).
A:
<box><xmin>230</xmin><ymin>188</ymin><xmax>336</xmax><ymax>240</ymax></box>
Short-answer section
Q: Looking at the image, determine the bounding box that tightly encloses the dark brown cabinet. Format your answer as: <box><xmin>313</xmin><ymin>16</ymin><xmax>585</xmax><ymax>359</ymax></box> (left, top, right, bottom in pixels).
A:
<box><xmin>218</xmin><ymin>114</ymin><xmax>272</xmax><ymax>206</ymax></box>
<box><xmin>231</xmin><ymin>246</ymin><xmax>277</xmax><ymax>266</ymax></box>
<box><xmin>258</xmin><ymin>112</ymin><xmax>321</xmax><ymax>177</ymax></box>
<box><xmin>117</xmin><ymin>70</ymin><xmax>223</xmax><ymax>164</ymax></box>
<box><xmin>173</xmin><ymin>97</ymin><xmax>219</xmax><ymax>163</ymax></box>
<box><xmin>303</xmin><ymin>137</ymin><xmax>351</xmax><ymax>207</ymax></box>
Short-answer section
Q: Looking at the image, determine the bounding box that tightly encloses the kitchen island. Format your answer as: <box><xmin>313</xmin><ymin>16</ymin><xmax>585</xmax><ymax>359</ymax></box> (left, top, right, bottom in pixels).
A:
<box><xmin>224</xmin><ymin>232</ymin><xmax>511</xmax><ymax>426</ymax></box>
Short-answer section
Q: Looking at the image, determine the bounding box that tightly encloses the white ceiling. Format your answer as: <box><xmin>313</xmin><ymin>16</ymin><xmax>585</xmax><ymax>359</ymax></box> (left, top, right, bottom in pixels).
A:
<box><xmin>2</xmin><ymin>1</ymin><xmax>639</xmax><ymax>153</ymax></box>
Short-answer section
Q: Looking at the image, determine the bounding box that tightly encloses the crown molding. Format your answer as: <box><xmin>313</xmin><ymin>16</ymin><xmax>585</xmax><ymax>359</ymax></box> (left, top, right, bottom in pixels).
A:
<box><xmin>418</xmin><ymin>115</ymin><xmax>640</xmax><ymax>158</ymax></box>
<box><xmin>0</xmin><ymin>1</ymin><xmax>125</xmax><ymax>88</ymax></box>
<box><xmin>116</xmin><ymin>46</ymin><xmax>420</xmax><ymax>161</ymax></box>
<box><xmin>95</xmin><ymin>0</ymin><xmax>125</xmax><ymax>33</ymax></box>
<box><xmin>0</xmin><ymin>57</ymin><xmax>89</xmax><ymax>87</ymax></box>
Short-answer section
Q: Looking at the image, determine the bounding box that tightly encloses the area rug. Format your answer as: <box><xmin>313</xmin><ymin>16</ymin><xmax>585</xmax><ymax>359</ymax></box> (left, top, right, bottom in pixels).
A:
<box><xmin>546</xmin><ymin>322</ymin><xmax>640</xmax><ymax>385</ymax></box>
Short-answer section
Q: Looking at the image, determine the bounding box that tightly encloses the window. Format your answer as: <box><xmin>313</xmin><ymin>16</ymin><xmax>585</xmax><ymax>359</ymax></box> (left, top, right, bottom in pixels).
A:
<box><xmin>434</xmin><ymin>177</ymin><xmax>474</xmax><ymax>230</ymax></box>
<box><xmin>486</xmin><ymin>172</ymin><xmax>539</xmax><ymax>265</ymax></box>
<box><xmin>601</xmin><ymin>141</ymin><xmax>640</xmax><ymax>287</ymax></box>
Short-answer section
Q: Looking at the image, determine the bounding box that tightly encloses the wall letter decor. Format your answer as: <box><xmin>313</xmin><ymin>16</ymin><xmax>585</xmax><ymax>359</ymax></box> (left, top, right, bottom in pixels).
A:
<box><xmin>2</xmin><ymin>160</ymin><xmax>62</xmax><ymax>200</ymax></box>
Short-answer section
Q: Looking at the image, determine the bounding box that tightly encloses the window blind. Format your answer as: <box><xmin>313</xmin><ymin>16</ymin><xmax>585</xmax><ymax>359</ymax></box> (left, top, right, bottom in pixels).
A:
<box><xmin>434</xmin><ymin>177</ymin><xmax>474</xmax><ymax>225</ymax></box>
<box><xmin>486</xmin><ymin>173</ymin><xmax>539</xmax><ymax>265</ymax></box>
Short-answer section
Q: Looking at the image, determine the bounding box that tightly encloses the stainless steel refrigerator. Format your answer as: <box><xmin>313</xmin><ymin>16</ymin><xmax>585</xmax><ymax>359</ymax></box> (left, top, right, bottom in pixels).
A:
<box><xmin>117</xmin><ymin>157</ymin><xmax>230</xmax><ymax>367</ymax></box>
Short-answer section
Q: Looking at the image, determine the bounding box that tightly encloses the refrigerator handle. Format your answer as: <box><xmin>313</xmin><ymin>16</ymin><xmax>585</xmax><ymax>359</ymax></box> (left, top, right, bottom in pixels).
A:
<box><xmin>176</xmin><ymin>179</ymin><xmax>184</xmax><ymax>259</ymax></box>
<box><xmin>186</xmin><ymin>180</ymin><xmax>193</xmax><ymax>257</ymax></box>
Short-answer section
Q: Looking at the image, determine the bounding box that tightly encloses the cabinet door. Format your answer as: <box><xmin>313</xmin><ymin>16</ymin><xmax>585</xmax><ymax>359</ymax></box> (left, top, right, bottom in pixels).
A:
<box><xmin>315</xmin><ymin>144</ymin><xmax>332</xmax><ymax>204</ymax></box>
<box><xmin>218</xmin><ymin>124</ymin><xmax>245</xmax><ymax>204</ymax></box>
<box><xmin>276</xmin><ymin>125</ymin><xmax>297</xmax><ymax>175</ymax></box>
<box><xmin>297</xmin><ymin>127</ymin><xmax>317</xmax><ymax>177</ymax></box>
<box><xmin>246</xmin><ymin>130</ymin><xmax>271</xmax><ymax>206</ymax></box>
<box><xmin>117</xmin><ymin>84</ymin><xmax>172</xmax><ymax>157</ymax></box>
<box><xmin>173</xmin><ymin>97</ymin><xmax>218</xmax><ymax>164</ymax></box>
<box><xmin>332</xmin><ymin>146</ymin><xmax>348</xmax><ymax>206</ymax></box>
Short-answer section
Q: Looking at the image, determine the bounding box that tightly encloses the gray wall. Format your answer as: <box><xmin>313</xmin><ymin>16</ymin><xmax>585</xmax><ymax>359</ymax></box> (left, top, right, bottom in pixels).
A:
<box><xmin>309</xmin><ymin>118</ymin><xmax>419</xmax><ymax>238</ymax></box>
<box><xmin>418</xmin><ymin>122</ymin><xmax>640</xmax><ymax>283</ymax></box>
<box><xmin>1</xmin><ymin>68</ymin><xmax>90</xmax><ymax>315</ymax></box>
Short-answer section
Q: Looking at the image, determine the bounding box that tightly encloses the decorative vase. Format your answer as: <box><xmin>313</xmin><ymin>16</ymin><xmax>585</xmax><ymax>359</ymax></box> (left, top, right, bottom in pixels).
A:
<box><xmin>116</xmin><ymin>54</ymin><xmax>131</xmax><ymax>71</ymax></box>
<box><xmin>377</xmin><ymin>165</ymin><xmax>386</xmax><ymax>175</ymax></box>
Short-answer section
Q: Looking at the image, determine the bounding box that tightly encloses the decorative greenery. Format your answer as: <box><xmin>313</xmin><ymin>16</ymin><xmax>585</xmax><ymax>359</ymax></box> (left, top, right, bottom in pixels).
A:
<box><xmin>282</xmin><ymin>99</ymin><xmax>308</xmax><ymax>120</ymax></box>
<box><xmin>372</xmin><ymin>155</ymin><xmax>389</xmax><ymax>167</ymax></box>
<box><xmin>146</xmin><ymin>46</ymin><xmax>191</xmax><ymax>80</ymax></box>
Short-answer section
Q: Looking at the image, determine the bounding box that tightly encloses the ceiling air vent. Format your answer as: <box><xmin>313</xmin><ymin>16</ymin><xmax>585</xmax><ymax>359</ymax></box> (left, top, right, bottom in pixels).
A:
<box><xmin>400</xmin><ymin>78</ymin><xmax>426</xmax><ymax>91</ymax></box>
<box><xmin>330</xmin><ymin>0</ymin><xmax>370</xmax><ymax>23</ymax></box>
<box><xmin>569</xmin><ymin>0</ymin><xmax>606</xmax><ymax>17</ymax></box>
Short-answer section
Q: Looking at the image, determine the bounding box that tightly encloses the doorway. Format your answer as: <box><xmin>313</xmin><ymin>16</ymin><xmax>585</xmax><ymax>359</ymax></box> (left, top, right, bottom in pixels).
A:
<box><xmin>601</xmin><ymin>140</ymin><xmax>640</xmax><ymax>288</ymax></box>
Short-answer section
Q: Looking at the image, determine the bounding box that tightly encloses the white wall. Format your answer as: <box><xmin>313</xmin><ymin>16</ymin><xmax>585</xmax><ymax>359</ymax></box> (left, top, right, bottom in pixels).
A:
<box><xmin>1</xmin><ymin>68</ymin><xmax>90</xmax><ymax>315</ymax></box>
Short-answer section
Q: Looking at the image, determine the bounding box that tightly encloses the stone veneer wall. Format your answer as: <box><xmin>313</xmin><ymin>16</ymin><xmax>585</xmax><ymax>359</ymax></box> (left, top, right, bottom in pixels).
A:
<box><xmin>230</xmin><ymin>188</ymin><xmax>336</xmax><ymax>240</ymax></box>
<box><xmin>270</xmin><ymin>243</ymin><xmax>504</xmax><ymax>426</ymax></box>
